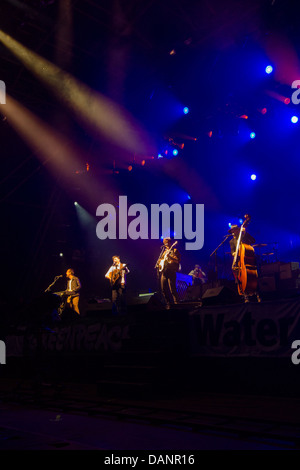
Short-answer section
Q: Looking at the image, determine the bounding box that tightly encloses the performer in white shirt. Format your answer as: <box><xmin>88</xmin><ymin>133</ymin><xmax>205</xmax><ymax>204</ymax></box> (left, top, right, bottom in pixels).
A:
<box><xmin>105</xmin><ymin>255</ymin><xmax>129</xmax><ymax>314</ymax></box>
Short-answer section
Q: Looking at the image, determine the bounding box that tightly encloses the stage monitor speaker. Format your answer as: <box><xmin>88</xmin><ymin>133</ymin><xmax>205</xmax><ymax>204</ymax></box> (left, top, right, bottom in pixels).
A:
<box><xmin>201</xmin><ymin>286</ymin><xmax>238</xmax><ymax>305</ymax></box>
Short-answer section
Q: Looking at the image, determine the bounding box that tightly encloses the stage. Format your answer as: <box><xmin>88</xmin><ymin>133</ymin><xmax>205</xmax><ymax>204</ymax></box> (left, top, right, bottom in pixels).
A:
<box><xmin>2</xmin><ymin>291</ymin><xmax>300</xmax><ymax>450</ymax></box>
<box><xmin>2</xmin><ymin>290</ymin><xmax>300</xmax><ymax>398</ymax></box>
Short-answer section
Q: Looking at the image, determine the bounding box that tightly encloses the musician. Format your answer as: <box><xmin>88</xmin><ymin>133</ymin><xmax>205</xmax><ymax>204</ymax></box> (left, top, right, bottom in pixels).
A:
<box><xmin>158</xmin><ymin>237</ymin><xmax>181</xmax><ymax>309</ymax></box>
<box><xmin>105</xmin><ymin>255</ymin><xmax>129</xmax><ymax>314</ymax></box>
<box><xmin>65</xmin><ymin>268</ymin><xmax>81</xmax><ymax>314</ymax></box>
<box><xmin>188</xmin><ymin>264</ymin><xmax>207</xmax><ymax>286</ymax></box>
<box><xmin>229</xmin><ymin>224</ymin><xmax>261</xmax><ymax>303</ymax></box>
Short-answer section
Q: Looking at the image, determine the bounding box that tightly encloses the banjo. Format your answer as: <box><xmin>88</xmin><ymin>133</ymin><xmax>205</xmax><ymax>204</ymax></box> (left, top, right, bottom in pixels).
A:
<box><xmin>158</xmin><ymin>241</ymin><xmax>178</xmax><ymax>272</ymax></box>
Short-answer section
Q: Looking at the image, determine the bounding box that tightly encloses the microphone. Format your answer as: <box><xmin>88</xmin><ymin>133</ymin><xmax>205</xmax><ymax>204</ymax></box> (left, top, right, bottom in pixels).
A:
<box><xmin>55</xmin><ymin>275</ymin><xmax>63</xmax><ymax>278</ymax></box>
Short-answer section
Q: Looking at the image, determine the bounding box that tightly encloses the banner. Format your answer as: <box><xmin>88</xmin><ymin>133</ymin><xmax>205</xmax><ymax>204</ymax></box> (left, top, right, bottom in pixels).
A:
<box><xmin>189</xmin><ymin>298</ymin><xmax>300</xmax><ymax>357</ymax></box>
<box><xmin>4</xmin><ymin>320</ymin><xmax>131</xmax><ymax>357</ymax></box>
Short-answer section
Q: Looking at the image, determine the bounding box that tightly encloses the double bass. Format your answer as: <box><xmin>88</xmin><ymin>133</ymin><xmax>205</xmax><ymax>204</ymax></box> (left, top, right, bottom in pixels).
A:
<box><xmin>231</xmin><ymin>214</ymin><xmax>258</xmax><ymax>297</ymax></box>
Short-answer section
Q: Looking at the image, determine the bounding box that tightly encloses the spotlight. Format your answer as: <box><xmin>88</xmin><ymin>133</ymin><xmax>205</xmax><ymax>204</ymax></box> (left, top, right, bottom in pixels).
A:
<box><xmin>250</xmin><ymin>132</ymin><xmax>256</xmax><ymax>139</ymax></box>
<box><xmin>239</xmin><ymin>219</ymin><xmax>243</xmax><ymax>224</ymax></box>
<box><xmin>291</xmin><ymin>115</ymin><xmax>299</xmax><ymax>123</ymax></box>
<box><xmin>158</xmin><ymin>153</ymin><xmax>163</xmax><ymax>159</ymax></box>
<box><xmin>74</xmin><ymin>201</ymin><xmax>78</xmax><ymax>206</ymax></box>
<box><xmin>228</xmin><ymin>223</ymin><xmax>232</xmax><ymax>228</ymax></box>
<box><xmin>172</xmin><ymin>149</ymin><xmax>178</xmax><ymax>156</ymax></box>
<box><xmin>251</xmin><ymin>174</ymin><xmax>257</xmax><ymax>181</ymax></box>
<box><xmin>265</xmin><ymin>65</ymin><xmax>273</xmax><ymax>74</ymax></box>
<box><xmin>59</xmin><ymin>253</ymin><xmax>64</xmax><ymax>257</ymax></box>
<box><xmin>183</xmin><ymin>107</ymin><xmax>189</xmax><ymax>114</ymax></box>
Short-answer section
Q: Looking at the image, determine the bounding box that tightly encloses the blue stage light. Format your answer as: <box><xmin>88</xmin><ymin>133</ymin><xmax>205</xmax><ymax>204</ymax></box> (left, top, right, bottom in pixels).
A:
<box><xmin>183</xmin><ymin>107</ymin><xmax>189</xmax><ymax>114</ymax></box>
<box><xmin>265</xmin><ymin>65</ymin><xmax>273</xmax><ymax>74</ymax></box>
<box><xmin>228</xmin><ymin>223</ymin><xmax>232</xmax><ymax>228</ymax></box>
<box><xmin>239</xmin><ymin>219</ymin><xmax>243</xmax><ymax>224</ymax></box>
<box><xmin>250</xmin><ymin>132</ymin><xmax>256</xmax><ymax>139</ymax></box>
<box><xmin>251</xmin><ymin>174</ymin><xmax>257</xmax><ymax>181</ymax></box>
<box><xmin>291</xmin><ymin>115</ymin><xmax>299</xmax><ymax>123</ymax></box>
<box><xmin>172</xmin><ymin>149</ymin><xmax>178</xmax><ymax>156</ymax></box>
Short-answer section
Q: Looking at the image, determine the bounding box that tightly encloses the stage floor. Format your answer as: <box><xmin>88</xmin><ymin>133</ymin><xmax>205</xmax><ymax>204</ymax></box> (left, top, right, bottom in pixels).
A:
<box><xmin>2</xmin><ymin>295</ymin><xmax>300</xmax><ymax>450</ymax></box>
<box><xmin>0</xmin><ymin>378</ymin><xmax>299</xmax><ymax>450</ymax></box>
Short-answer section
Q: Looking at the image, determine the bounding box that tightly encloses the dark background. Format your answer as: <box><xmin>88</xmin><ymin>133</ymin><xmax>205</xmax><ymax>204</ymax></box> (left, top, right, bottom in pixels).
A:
<box><xmin>1</xmin><ymin>0</ymin><xmax>300</xmax><ymax>308</ymax></box>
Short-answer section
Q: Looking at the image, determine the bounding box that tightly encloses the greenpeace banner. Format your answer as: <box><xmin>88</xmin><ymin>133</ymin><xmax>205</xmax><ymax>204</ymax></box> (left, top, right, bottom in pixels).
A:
<box><xmin>4</xmin><ymin>320</ymin><xmax>131</xmax><ymax>357</ymax></box>
<box><xmin>188</xmin><ymin>298</ymin><xmax>300</xmax><ymax>357</ymax></box>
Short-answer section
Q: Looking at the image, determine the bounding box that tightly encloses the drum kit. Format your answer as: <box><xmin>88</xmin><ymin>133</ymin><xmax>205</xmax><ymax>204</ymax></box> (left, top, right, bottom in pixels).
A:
<box><xmin>225</xmin><ymin>243</ymin><xmax>278</xmax><ymax>260</ymax></box>
<box><xmin>252</xmin><ymin>242</ymin><xmax>279</xmax><ymax>264</ymax></box>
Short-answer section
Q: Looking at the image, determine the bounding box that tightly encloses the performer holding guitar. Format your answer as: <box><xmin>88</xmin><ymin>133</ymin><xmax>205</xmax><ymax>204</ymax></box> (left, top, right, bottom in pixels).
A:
<box><xmin>155</xmin><ymin>237</ymin><xmax>181</xmax><ymax>309</ymax></box>
<box><xmin>105</xmin><ymin>255</ymin><xmax>130</xmax><ymax>314</ymax></box>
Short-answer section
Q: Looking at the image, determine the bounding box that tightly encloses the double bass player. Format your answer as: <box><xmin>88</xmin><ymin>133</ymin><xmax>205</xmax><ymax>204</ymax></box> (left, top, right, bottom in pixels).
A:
<box><xmin>229</xmin><ymin>215</ymin><xmax>261</xmax><ymax>303</ymax></box>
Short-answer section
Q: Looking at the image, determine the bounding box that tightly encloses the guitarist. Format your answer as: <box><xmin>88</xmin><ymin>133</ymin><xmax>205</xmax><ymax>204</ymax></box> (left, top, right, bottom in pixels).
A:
<box><xmin>105</xmin><ymin>255</ymin><xmax>129</xmax><ymax>314</ymax></box>
<box><xmin>65</xmin><ymin>268</ymin><xmax>81</xmax><ymax>315</ymax></box>
<box><xmin>158</xmin><ymin>238</ymin><xmax>181</xmax><ymax>309</ymax></box>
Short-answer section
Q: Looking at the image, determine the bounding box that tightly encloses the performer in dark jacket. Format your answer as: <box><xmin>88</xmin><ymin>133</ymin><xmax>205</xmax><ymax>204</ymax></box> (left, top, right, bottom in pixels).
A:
<box><xmin>156</xmin><ymin>238</ymin><xmax>181</xmax><ymax>309</ymax></box>
<box><xmin>65</xmin><ymin>268</ymin><xmax>81</xmax><ymax>314</ymax></box>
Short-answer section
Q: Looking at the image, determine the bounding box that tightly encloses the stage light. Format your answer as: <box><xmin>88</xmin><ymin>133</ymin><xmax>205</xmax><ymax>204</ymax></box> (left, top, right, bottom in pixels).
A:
<box><xmin>183</xmin><ymin>107</ymin><xmax>189</xmax><ymax>114</ymax></box>
<box><xmin>265</xmin><ymin>89</ymin><xmax>290</xmax><ymax>105</ymax></box>
<box><xmin>228</xmin><ymin>223</ymin><xmax>232</xmax><ymax>228</ymax></box>
<box><xmin>291</xmin><ymin>115</ymin><xmax>299</xmax><ymax>123</ymax></box>
<box><xmin>250</xmin><ymin>132</ymin><xmax>256</xmax><ymax>139</ymax></box>
<box><xmin>128</xmin><ymin>165</ymin><xmax>133</xmax><ymax>171</ymax></box>
<box><xmin>74</xmin><ymin>201</ymin><xmax>78</xmax><ymax>206</ymax></box>
<box><xmin>158</xmin><ymin>153</ymin><xmax>163</xmax><ymax>159</ymax></box>
<box><xmin>239</xmin><ymin>219</ymin><xmax>243</xmax><ymax>224</ymax></box>
<box><xmin>251</xmin><ymin>174</ymin><xmax>257</xmax><ymax>181</ymax></box>
<box><xmin>59</xmin><ymin>253</ymin><xmax>64</xmax><ymax>257</ymax></box>
<box><xmin>265</xmin><ymin>65</ymin><xmax>273</xmax><ymax>74</ymax></box>
<box><xmin>0</xmin><ymin>30</ymin><xmax>154</xmax><ymax>156</ymax></box>
<box><xmin>172</xmin><ymin>149</ymin><xmax>178</xmax><ymax>156</ymax></box>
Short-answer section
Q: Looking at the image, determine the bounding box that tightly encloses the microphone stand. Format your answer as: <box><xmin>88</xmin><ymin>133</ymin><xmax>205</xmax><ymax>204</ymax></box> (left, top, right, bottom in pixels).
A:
<box><xmin>210</xmin><ymin>235</ymin><xmax>231</xmax><ymax>287</ymax></box>
<box><xmin>44</xmin><ymin>276</ymin><xmax>62</xmax><ymax>293</ymax></box>
<box><xmin>154</xmin><ymin>246</ymin><xmax>166</xmax><ymax>298</ymax></box>
<box><xmin>154</xmin><ymin>246</ymin><xmax>165</xmax><ymax>271</ymax></box>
